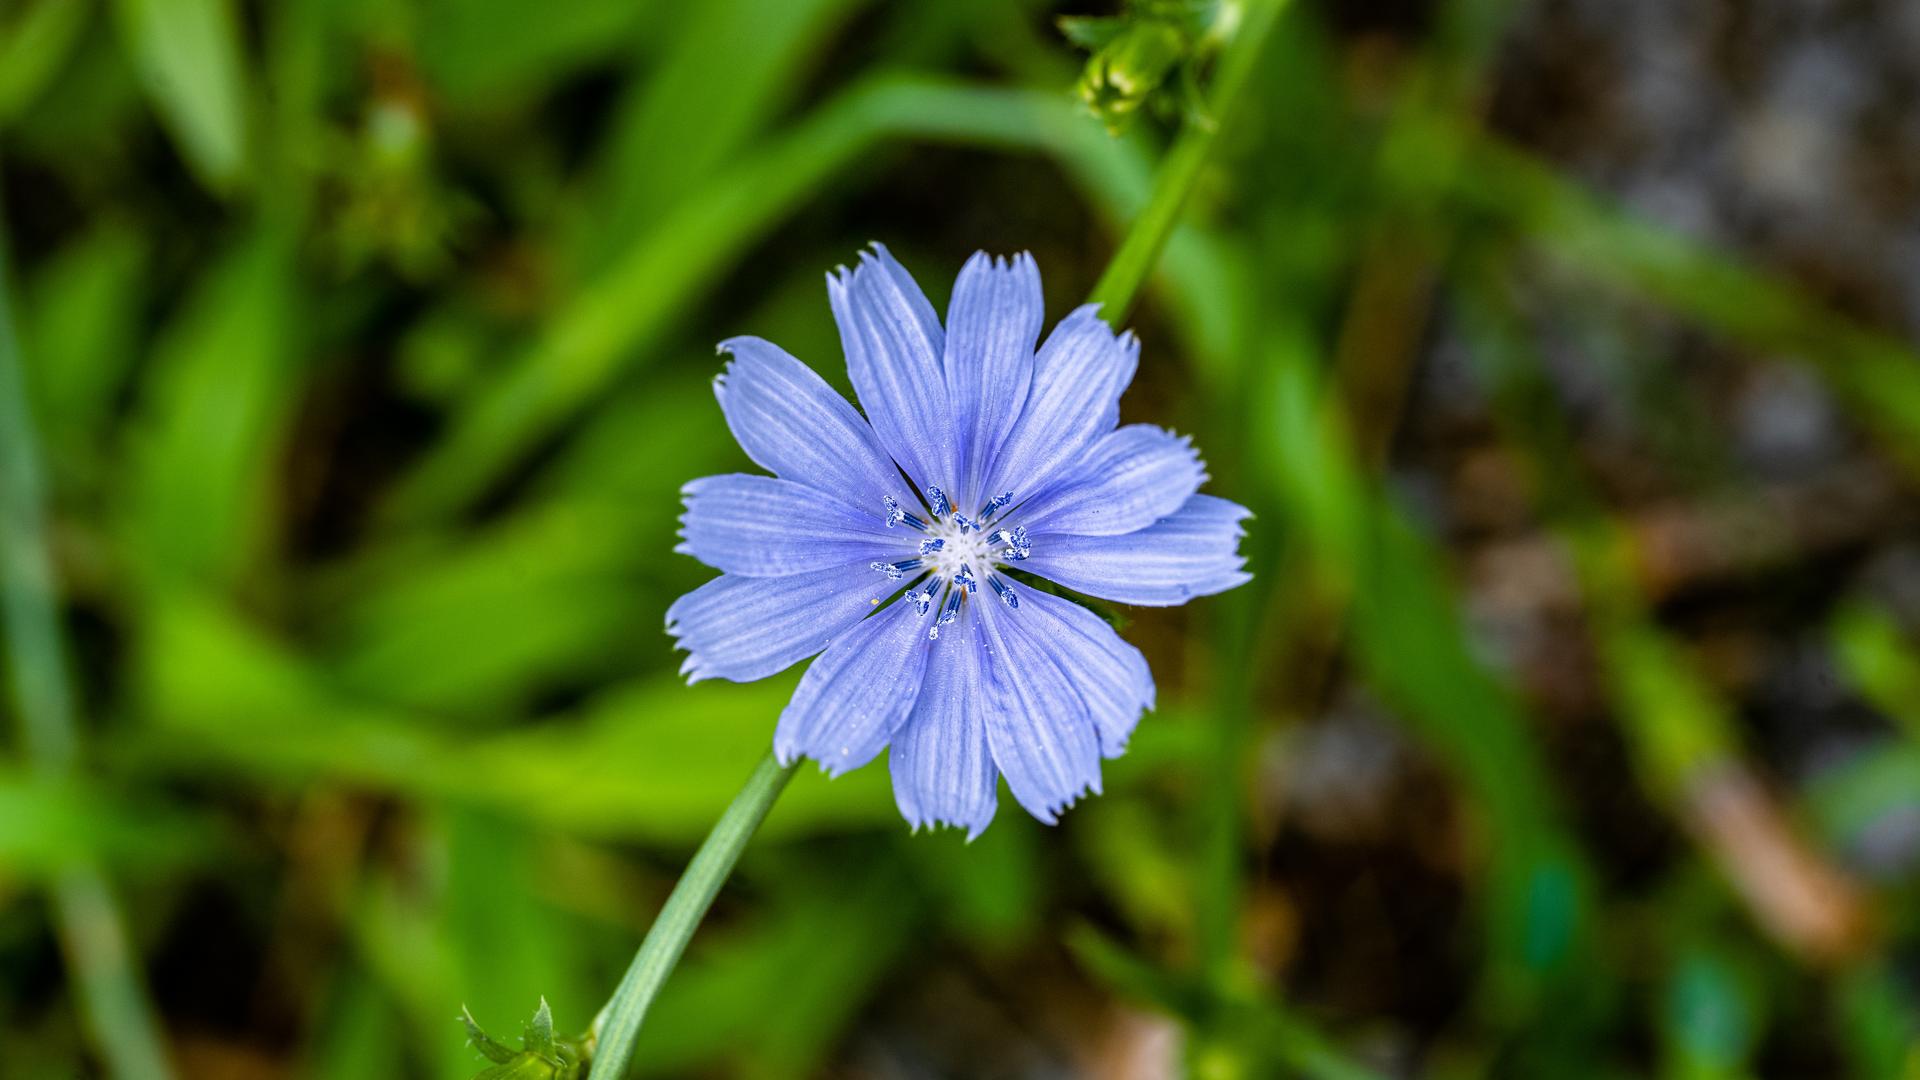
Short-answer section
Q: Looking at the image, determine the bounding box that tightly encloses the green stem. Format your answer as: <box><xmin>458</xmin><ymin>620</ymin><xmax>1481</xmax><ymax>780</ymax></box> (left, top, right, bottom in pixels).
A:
<box><xmin>0</xmin><ymin>219</ymin><xmax>174</xmax><ymax>1077</ymax></box>
<box><xmin>586</xmin><ymin>752</ymin><xmax>794</xmax><ymax>1078</ymax></box>
<box><xmin>1087</xmin><ymin>0</ymin><xmax>1289</xmax><ymax>323</ymax></box>
<box><xmin>583</xmin><ymin>12</ymin><xmax>1285</xmax><ymax>1072</ymax></box>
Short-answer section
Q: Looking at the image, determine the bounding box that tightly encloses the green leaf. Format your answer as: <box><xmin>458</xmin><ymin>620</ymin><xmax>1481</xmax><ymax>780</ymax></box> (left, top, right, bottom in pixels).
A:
<box><xmin>579</xmin><ymin>0</ymin><xmax>863</xmax><ymax>271</ymax></box>
<box><xmin>1831</xmin><ymin>600</ymin><xmax>1920</xmax><ymax>742</ymax></box>
<box><xmin>460</xmin><ymin>999</ymin><xmax>579</xmax><ymax>1078</ymax></box>
<box><xmin>21</xmin><ymin>222</ymin><xmax>147</xmax><ymax>470</ymax></box>
<box><xmin>525</xmin><ymin>998</ymin><xmax>556</xmax><ymax>1058</ymax></box>
<box><xmin>120</xmin><ymin>229</ymin><xmax>298</xmax><ymax>590</ymax></box>
<box><xmin>1057</xmin><ymin>14</ymin><xmax>1127</xmax><ymax>50</ymax></box>
<box><xmin>111</xmin><ymin>0</ymin><xmax>250</xmax><ymax>191</ymax></box>
<box><xmin>462</xmin><ymin>1007</ymin><xmax>518</xmax><ymax>1065</ymax></box>
<box><xmin>129</xmin><ymin>594</ymin><xmax>896</xmax><ymax>841</ymax></box>
<box><xmin>0</xmin><ymin>0</ymin><xmax>94</xmax><ymax>126</ymax></box>
<box><xmin>0</xmin><ymin>770</ymin><xmax>212</xmax><ymax>876</ymax></box>
<box><xmin>417</xmin><ymin>0</ymin><xmax>656</xmax><ymax>109</ymax></box>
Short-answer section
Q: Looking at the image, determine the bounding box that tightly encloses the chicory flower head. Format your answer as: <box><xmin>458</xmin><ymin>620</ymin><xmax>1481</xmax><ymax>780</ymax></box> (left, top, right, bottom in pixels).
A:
<box><xmin>669</xmin><ymin>244</ymin><xmax>1250</xmax><ymax>837</ymax></box>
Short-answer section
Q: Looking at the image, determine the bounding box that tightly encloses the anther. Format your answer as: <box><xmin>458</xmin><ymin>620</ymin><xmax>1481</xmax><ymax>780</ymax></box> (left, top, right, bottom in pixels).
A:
<box><xmin>989</xmin><ymin>525</ymin><xmax>1031</xmax><ymax>561</ymax></box>
<box><xmin>1006</xmin><ymin>525</ymin><xmax>1031</xmax><ymax>561</ymax></box>
<box><xmin>906</xmin><ymin>585</ymin><xmax>935</xmax><ymax>616</ymax></box>
<box><xmin>869</xmin><ymin>558</ymin><xmax>923</xmax><ymax>581</ymax></box>
<box><xmin>954</xmin><ymin>566</ymin><xmax>977</xmax><ymax>594</ymax></box>
<box><xmin>882</xmin><ymin>495</ymin><xmax>928</xmax><ymax>532</ymax></box>
<box><xmin>980</xmin><ymin>492</ymin><xmax>1014</xmax><ymax>520</ymax></box>
<box><xmin>925</xmin><ymin>485</ymin><xmax>951</xmax><ymax>518</ymax></box>
<box><xmin>918</xmin><ymin>537</ymin><xmax>945</xmax><ymax>556</ymax></box>
<box><xmin>952</xmin><ymin>513</ymin><xmax>979</xmax><ymax>533</ymax></box>
<box><xmin>989</xmin><ymin>575</ymin><xmax>1019</xmax><ymax>609</ymax></box>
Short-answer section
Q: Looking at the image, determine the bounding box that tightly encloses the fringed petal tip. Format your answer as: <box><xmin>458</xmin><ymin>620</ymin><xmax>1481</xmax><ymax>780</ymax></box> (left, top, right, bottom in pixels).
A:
<box><xmin>822</xmin><ymin>242</ymin><xmax>917</xmax><ymax>291</ymax></box>
<box><xmin>960</xmin><ymin>248</ymin><xmax>1038</xmax><ymax>275</ymax></box>
<box><xmin>673</xmin><ymin>653</ymin><xmax>716</xmax><ymax>687</ymax></box>
<box><xmin>902</xmin><ymin>813</ymin><xmax>996</xmax><ymax>844</ymax></box>
<box><xmin>1061</xmin><ymin>301</ymin><xmax>1105</xmax><ymax>327</ymax></box>
<box><xmin>772</xmin><ymin>738</ymin><xmax>869</xmax><ymax>777</ymax></box>
<box><xmin>768</xmin><ymin>739</ymin><xmax>876</xmax><ymax>781</ymax></box>
<box><xmin>1026</xmin><ymin>777</ymin><xmax>1103</xmax><ymax>826</ymax></box>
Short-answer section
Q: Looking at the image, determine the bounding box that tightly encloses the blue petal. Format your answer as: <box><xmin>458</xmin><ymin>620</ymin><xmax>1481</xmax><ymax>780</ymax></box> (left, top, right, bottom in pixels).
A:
<box><xmin>1023</xmin><ymin>494</ymin><xmax>1252</xmax><ymax>606</ymax></box>
<box><xmin>1015</xmin><ymin>590</ymin><xmax>1155</xmax><ymax>757</ymax></box>
<box><xmin>714</xmin><ymin>336</ymin><xmax>911</xmax><ymax>508</ymax></box>
<box><xmin>827</xmin><ymin>244</ymin><xmax>955</xmax><ymax>492</ymax></box>
<box><xmin>889</xmin><ymin>604</ymin><xmax>998</xmax><ymax>838</ymax></box>
<box><xmin>944</xmin><ymin>251</ymin><xmax>1042</xmax><ymax>508</ymax></box>
<box><xmin>975</xmin><ymin>598</ymin><xmax>1103</xmax><ymax>824</ymax></box>
<box><xmin>1015</xmin><ymin>425</ymin><xmax>1205</xmax><ymax>537</ymax></box>
<box><xmin>666</xmin><ymin>562</ymin><xmax>900</xmax><ymax>683</ymax></box>
<box><xmin>982</xmin><ymin>305</ymin><xmax>1138</xmax><ymax>503</ymax></box>
<box><xmin>677</xmin><ymin>473</ymin><xmax>903</xmax><ymax>577</ymax></box>
<box><xmin>775</xmin><ymin>598</ymin><xmax>930</xmax><ymax>776</ymax></box>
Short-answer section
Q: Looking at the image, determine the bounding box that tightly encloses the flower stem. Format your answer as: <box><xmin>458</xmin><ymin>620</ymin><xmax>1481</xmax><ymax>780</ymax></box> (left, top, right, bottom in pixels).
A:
<box><xmin>586</xmin><ymin>752</ymin><xmax>795</xmax><ymax>1078</ymax></box>
<box><xmin>583</xmin><ymin>12</ymin><xmax>1284</xmax><ymax>1072</ymax></box>
<box><xmin>0</xmin><ymin>220</ymin><xmax>175</xmax><ymax>1077</ymax></box>
<box><xmin>1088</xmin><ymin>0</ymin><xmax>1289</xmax><ymax>325</ymax></box>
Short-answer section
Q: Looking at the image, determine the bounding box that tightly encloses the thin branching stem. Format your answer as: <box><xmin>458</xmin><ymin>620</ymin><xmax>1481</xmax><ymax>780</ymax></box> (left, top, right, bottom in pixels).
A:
<box><xmin>1088</xmin><ymin>0</ymin><xmax>1289</xmax><ymax>324</ymax></box>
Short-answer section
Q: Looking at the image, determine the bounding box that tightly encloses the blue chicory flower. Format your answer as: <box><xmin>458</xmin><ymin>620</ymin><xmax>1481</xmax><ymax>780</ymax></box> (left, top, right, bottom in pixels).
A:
<box><xmin>669</xmin><ymin>244</ymin><xmax>1250</xmax><ymax>837</ymax></box>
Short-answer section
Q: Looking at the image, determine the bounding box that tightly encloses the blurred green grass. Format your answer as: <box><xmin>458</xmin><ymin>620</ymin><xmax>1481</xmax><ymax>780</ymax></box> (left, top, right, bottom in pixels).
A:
<box><xmin>1</xmin><ymin>0</ymin><xmax>1917</xmax><ymax>1077</ymax></box>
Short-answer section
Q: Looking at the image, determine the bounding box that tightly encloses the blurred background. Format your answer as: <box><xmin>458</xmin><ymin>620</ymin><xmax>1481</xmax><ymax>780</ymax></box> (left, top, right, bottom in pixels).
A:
<box><xmin>2</xmin><ymin>0</ymin><xmax>1918</xmax><ymax>1076</ymax></box>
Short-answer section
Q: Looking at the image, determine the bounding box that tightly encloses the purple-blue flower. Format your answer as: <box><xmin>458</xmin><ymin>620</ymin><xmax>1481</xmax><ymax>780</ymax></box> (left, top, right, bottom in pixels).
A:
<box><xmin>669</xmin><ymin>244</ymin><xmax>1250</xmax><ymax>837</ymax></box>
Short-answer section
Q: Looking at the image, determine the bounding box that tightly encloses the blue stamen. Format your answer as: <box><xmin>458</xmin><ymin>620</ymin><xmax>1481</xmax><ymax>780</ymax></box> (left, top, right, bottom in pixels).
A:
<box><xmin>928</xmin><ymin>584</ymin><xmax>964</xmax><ymax>640</ymax></box>
<box><xmin>989</xmin><ymin>575</ymin><xmax>1019</xmax><ymax>609</ymax></box>
<box><xmin>980</xmin><ymin>491</ymin><xmax>1014</xmax><ymax>520</ymax></box>
<box><xmin>954</xmin><ymin>566</ymin><xmax>977</xmax><ymax>594</ymax></box>
<box><xmin>882</xmin><ymin>495</ymin><xmax>928</xmax><ymax>532</ymax></box>
<box><xmin>989</xmin><ymin>525</ymin><xmax>1031</xmax><ymax>561</ymax></box>
<box><xmin>869</xmin><ymin>558</ymin><xmax>922</xmax><ymax>581</ymax></box>
<box><xmin>906</xmin><ymin>585</ymin><xmax>935</xmax><ymax>616</ymax></box>
<box><xmin>925</xmin><ymin>485</ymin><xmax>951</xmax><ymax>518</ymax></box>
<box><xmin>1006</xmin><ymin>525</ymin><xmax>1031</xmax><ymax>561</ymax></box>
<box><xmin>953</xmin><ymin>513</ymin><xmax>978</xmax><ymax>533</ymax></box>
<box><xmin>918</xmin><ymin>537</ymin><xmax>945</xmax><ymax>556</ymax></box>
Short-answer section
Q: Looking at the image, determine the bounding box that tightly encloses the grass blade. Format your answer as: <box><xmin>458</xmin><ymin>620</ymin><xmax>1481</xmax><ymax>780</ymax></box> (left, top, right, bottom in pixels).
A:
<box><xmin>0</xmin><ymin>212</ymin><xmax>175</xmax><ymax>1079</ymax></box>
<box><xmin>111</xmin><ymin>0</ymin><xmax>249</xmax><ymax>192</ymax></box>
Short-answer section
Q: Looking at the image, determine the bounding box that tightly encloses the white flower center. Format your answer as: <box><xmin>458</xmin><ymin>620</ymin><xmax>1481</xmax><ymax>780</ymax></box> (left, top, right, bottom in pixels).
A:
<box><xmin>870</xmin><ymin>485</ymin><xmax>1034</xmax><ymax>638</ymax></box>
<box><xmin>924</xmin><ymin>517</ymin><xmax>993</xmax><ymax>579</ymax></box>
